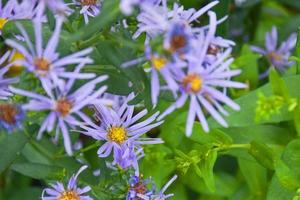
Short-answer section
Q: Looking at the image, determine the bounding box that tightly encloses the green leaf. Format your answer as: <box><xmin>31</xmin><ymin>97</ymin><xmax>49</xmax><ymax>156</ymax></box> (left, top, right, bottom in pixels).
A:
<box><xmin>275</xmin><ymin>159</ymin><xmax>300</xmax><ymax>190</ymax></box>
<box><xmin>281</xmin><ymin>139</ymin><xmax>300</xmax><ymax>176</ymax></box>
<box><xmin>249</xmin><ymin>141</ymin><xmax>275</xmax><ymax>169</ymax></box>
<box><xmin>238</xmin><ymin>157</ymin><xmax>267</xmax><ymax>197</ymax></box>
<box><xmin>199</xmin><ymin>149</ymin><xmax>218</xmax><ymax>192</ymax></box>
<box><xmin>269</xmin><ymin>68</ymin><xmax>289</xmax><ymax>99</ymax></box>
<box><xmin>11</xmin><ymin>163</ymin><xmax>64</xmax><ymax>180</ymax></box>
<box><xmin>293</xmin><ymin>98</ymin><xmax>300</xmax><ymax>136</ymax></box>
<box><xmin>266</xmin><ymin>175</ymin><xmax>295</xmax><ymax>200</ymax></box>
<box><xmin>0</xmin><ymin>132</ymin><xmax>28</xmax><ymax>173</ymax></box>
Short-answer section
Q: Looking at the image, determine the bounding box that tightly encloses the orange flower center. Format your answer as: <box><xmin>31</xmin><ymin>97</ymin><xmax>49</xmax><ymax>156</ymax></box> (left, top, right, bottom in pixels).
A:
<box><xmin>56</xmin><ymin>99</ymin><xmax>73</xmax><ymax>117</ymax></box>
<box><xmin>182</xmin><ymin>74</ymin><xmax>203</xmax><ymax>93</ymax></box>
<box><xmin>34</xmin><ymin>58</ymin><xmax>50</xmax><ymax>72</ymax></box>
<box><xmin>0</xmin><ymin>104</ymin><xmax>18</xmax><ymax>125</ymax></box>
<box><xmin>268</xmin><ymin>51</ymin><xmax>283</xmax><ymax>61</ymax></box>
<box><xmin>59</xmin><ymin>190</ymin><xmax>79</xmax><ymax>200</ymax></box>
<box><xmin>80</xmin><ymin>0</ymin><xmax>98</xmax><ymax>5</ymax></box>
<box><xmin>171</xmin><ymin>35</ymin><xmax>187</xmax><ymax>52</ymax></box>
<box><xmin>207</xmin><ymin>44</ymin><xmax>220</xmax><ymax>55</ymax></box>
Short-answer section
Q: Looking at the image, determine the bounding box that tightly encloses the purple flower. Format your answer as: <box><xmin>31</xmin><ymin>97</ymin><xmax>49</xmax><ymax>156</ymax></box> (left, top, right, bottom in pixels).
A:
<box><xmin>0</xmin><ymin>51</ymin><xmax>19</xmax><ymax>100</ymax></box>
<box><xmin>71</xmin><ymin>0</ymin><xmax>102</xmax><ymax>24</ymax></box>
<box><xmin>32</xmin><ymin>0</ymin><xmax>71</xmax><ymax>17</ymax></box>
<box><xmin>6</xmin><ymin>16</ymin><xmax>95</xmax><ymax>91</ymax></box>
<box><xmin>0</xmin><ymin>103</ymin><xmax>25</xmax><ymax>132</ymax></box>
<box><xmin>126</xmin><ymin>175</ymin><xmax>156</xmax><ymax>200</ymax></box>
<box><xmin>251</xmin><ymin>26</ymin><xmax>297</xmax><ymax>78</ymax></box>
<box><xmin>157</xmin><ymin>12</ymin><xmax>246</xmax><ymax>136</ymax></box>
<box><xmin>9</xmin><ymin>75</ymin><xmax>108</xmax><ymax>155</ymax></box>
<box><xmin>151</xmin><ymin>175</ymin><xmax>177</xmax><ymax>200</ymax></box>
<box><xmin>42</xmin><ymin>165</ymin><xmax>93</xmax><ymax>200</ymax></box>
<box><xmin>80</xmin><ymin>94</ymin><xmax>164</xmax><ymax>172</ymax></box>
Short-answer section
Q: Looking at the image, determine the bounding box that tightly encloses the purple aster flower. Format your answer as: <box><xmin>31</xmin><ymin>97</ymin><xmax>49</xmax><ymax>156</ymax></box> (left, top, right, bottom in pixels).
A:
<box><xmin>6</xmin><ymin>16</ymin><xmax>95</xmax><ymax>91</ymax></box>
<box><xmin>9</xmin><ymin>75</ymin><xmax>108</xmax><ymax>155</ymax></box>
<box><xmin>126</xmin><ymin>175</ymin><xmax>156</xmax><ymax>200</ymax></box>
<box><xmin>251</xmin><ymin>26</ymin><xmax>297</xmax><ymax>78</ymax></box>
<box><xmin>120</xmin><ymin>0</ymin><xmax>162</xmax><ymax>16</ymax></box>
<box><xmin>71</xmin><ymin>0</ymin><xmax>102</xmax><ymax>24</ymax></box>
<box><xmin>80</xmin><ymin>94</ymin><xmax>164</xmax><ymax>171</ymax></box>
<box><xmin>0</xmin><ymin>51</ymin><xmax>19</xmax><ymax>100</ymax></box>
<box><xmin>30</xmin><ymin>0</ymin><xmax>71</xmax><ymax>17</ymax></box>
<box><xmin>157</xmin><ymin>12</ymin><xmax>246</xmax><ymax>136</ymax></box>
<box><xmin>42</xmin><ymin>165</ymin><xmax>93</xmax><ymax>200</ymax></box>
<box><xmin>151</xmin><ymin>175</ymin><xmax>177</xmax><ymax>200</ymax></box>
<box><xmin>0</xmin><ymin>103</ymin><xmax>25</xmax><ymax>132</ymax></box>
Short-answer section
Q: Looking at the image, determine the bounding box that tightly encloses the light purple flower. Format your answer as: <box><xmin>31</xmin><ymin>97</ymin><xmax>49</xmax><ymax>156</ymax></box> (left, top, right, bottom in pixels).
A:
<box><xmin>0</xmin><ymin>103</ymin><xmax>25</xmax><ymax>132</ymax></box>
<box><xmin>9</xmin><ymin>75</ymin><xmax>108</xmax><ymax>155</ymax></box>
<box><xmin>80</xmin><ymin>94</ymin><xmax>164</xmax><ymax>172</ymax></box>
<box><xmin>157</xmin><ymin>12</ymin><xmax>246</xmax><ymax>136</ymax></box>
<box><xmin>71</xmin><ymin>0</ymin><xmax>102</xmax><ymax>24</ymax></box>
<box><xmin>42</xmin><ymin>165</ymin><xmax>93</xmax><ymax>200</ymax></box>
<box><xmin>6</xmin><ymin>16</ymin><xmax>95</xmax><ymax>91</ymax></box>
<box><xmin>126</xmin><ymin>175</ymin><xmax>155</xmax><ymax>200</ymax></box>
<box><xmin>151</xmin><ymin>175</ymin><xmax>177</xmax><ymax>200</ymax></box>
<box><xmin>31</xmin><ymin>0</ymin><xmax>71</xmax><ymax>17</ymax></box>
<box><xmin>0</xmin><ymin>51</ymin><xmax>19</xmax><ymax>100</ymax></box>
<box><xmin>251</xmin><ymin>26</ymin><xmax>297</xmax><ymax>78</ymax></box>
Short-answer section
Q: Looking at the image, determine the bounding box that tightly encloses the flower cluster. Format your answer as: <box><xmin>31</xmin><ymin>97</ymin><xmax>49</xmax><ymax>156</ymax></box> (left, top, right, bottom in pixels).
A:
<box><xmin>251</xmin><ymin>26</ymin><xmax>297</xmax><ymax>78</ymax></box>
<box><xmin>124</xmin><ymin>1</ymin><xmax>246</xmax><ymax>136</ymax></box>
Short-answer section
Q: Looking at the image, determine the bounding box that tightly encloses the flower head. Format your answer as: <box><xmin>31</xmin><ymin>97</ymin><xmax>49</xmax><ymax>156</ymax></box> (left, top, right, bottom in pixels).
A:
<box><xmin>42</xmin><ymin>165</ymin><xmax>93</xmax><ymax>200</ymax></box>
<box><xmin>71</xmin><ymin>0</ymin><xmax>102</xmax><ymax>24</ymax></box>
<box><xmin>6</xmin><ymin>16</ymin><xmax>95</xmax><ymax>91</ymax></box>
<box><xmin>251</xmin><ymin>26</ymin><xmax>297</xmax><ymax>78</ymax></box>
<box><xmin>80</xmin><ymin>94</ymin><xmax>164</xmax><ymax>171</ymax></box>
<box><xmin>10</xmin><ymin>75</ymin><xmax>108</xmax><ymax>155</ymax></box>
<box><xmin>126</xmin><ymin>175</ymin><xmax>156</xmax><ymax>200</ymax></box>
<box><xmin>120</xmin><ymin>0</ymin><xmax>162</xmax><ymax>16</ymax></box>
<box><xmin>0</xmin><ymin>103</ymin><xmax>25</xmax><ymax>132</ymax></box>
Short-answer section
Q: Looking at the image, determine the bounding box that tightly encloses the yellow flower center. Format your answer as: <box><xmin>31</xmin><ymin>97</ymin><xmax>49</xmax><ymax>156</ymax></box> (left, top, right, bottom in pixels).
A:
<box><xmin>34</xmin><ymin>57</ymin><xmax>51</xmax><ymax>74</ymax></box>
<box><xmin>0</xmin><ymin>104</ymin><xmax>18</xmax><ymax>125</ymax></box>
<box><xmin>80</xmin><ymin>0</ymin><xmax>98</xmax><ymax>5</ymax></box>
<box><xmin>56</xmin><ymin>98</ymin><xmax>73</xmax><ymax>117</ymax></box>
<box><xmin>268</xmin><ymin>51</ymin><xmax>283</xmax><ymax>61</ymax></box>
<box><xmin>59</xmin><ymin>191</ymin><xmax>79</xmax><ymax>200</ymax></box>
<box><xmin>182</xmin><ymin>74</ymin><xmax>203</xmax><ymax>93</ymax></box>
<box><xmin>11</xmin><ymin>51</ymin><xmax>25</xmax><ymax>67</ymax></box>
<box><xmin>107</xmin><ymin>127</ymin><xmax>127</xmax><ymax>144</ymax></box>
<box><xmin>151</xmin><ymin>57</ymin><xmax>167</xmax><ymax>70</ymax></box>
<box><xmin>0</xmin><ymin>18</ymin><xmax>8</xmax><ymax>30</ymax></box>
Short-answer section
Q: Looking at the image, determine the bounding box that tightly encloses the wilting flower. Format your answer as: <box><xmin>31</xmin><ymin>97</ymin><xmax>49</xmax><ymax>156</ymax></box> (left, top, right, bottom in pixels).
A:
<box><xmin>151</xmin><ymin>175</ymin><xmax>177</xmax><ymax>200</ymax></box>
<box><xmin>158</xmin><ymin>12</ymin><xmax>246</xmax><ymax>136</ymax></box>
<box><xmin>251</xmin><ymin>26</ymin><xmax>297</xmax><ymax>78</ymax></box>
<box><xmin>126</xmin><ymin>175</ymin><xmax>156</xmax><ymax>200</ymax></box>
<box><xmin>71</xmin><ymin>0</ymin><xmax>102</xmax><ymax>24</ymax></box>
<box><xmin>6</xmin><ymin>16</ymin><xmax>94</xmax><ymax>91</ymax></box>
<box><xmin>80</xmin><ymin>94</ymin><xmax>164</xmax><ymax>171</ymax></box>
<box><xmin>42</xmin><ymin>165</ymin><xmax>93</xmax><ymax>200</ymax></box>
<box><xmin>10</xmin><ymin>75</ymin><xmax>108</xmax><ymax>155</ymax></box>
<box><xmin>120</xmin><ymin>0</ymin><xmax>162</xmax><ymax>16</ymax></box>
<box><xmin>0</xmin><ymin>103</ymin><xmax>25</xmax><ymax>132</ymax></box>
<box><xmin>0</xmin><ymin>51</ymin><xmax>19</xmax><ymax>100</ymax></box>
